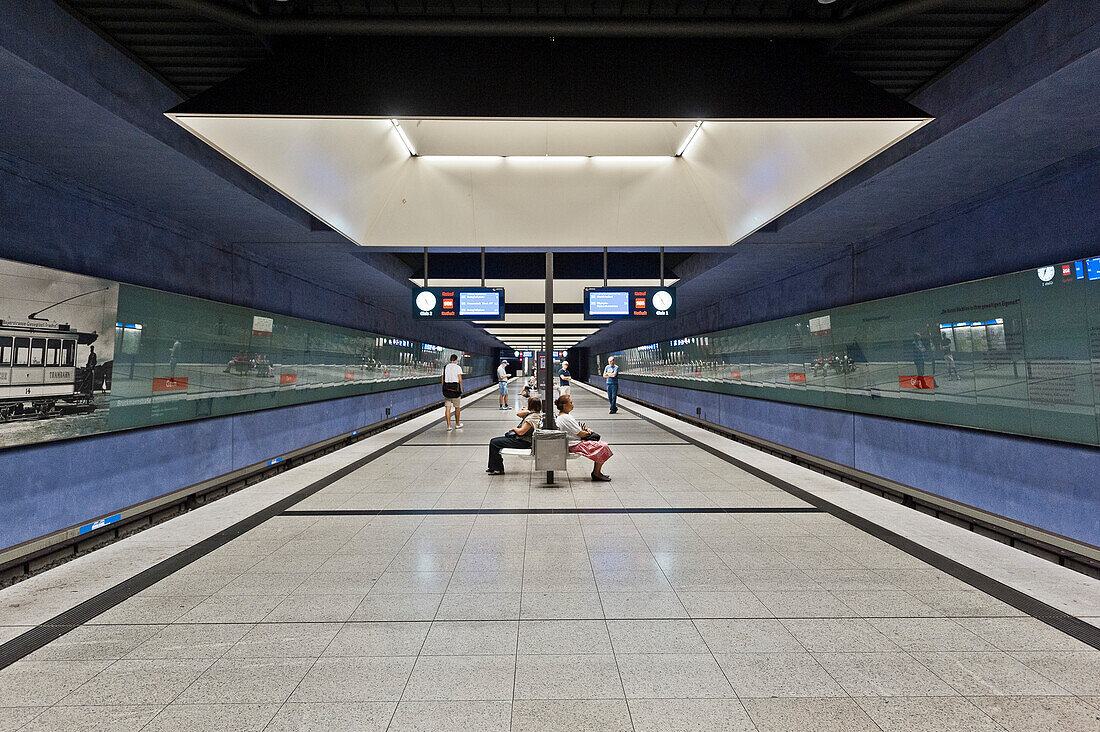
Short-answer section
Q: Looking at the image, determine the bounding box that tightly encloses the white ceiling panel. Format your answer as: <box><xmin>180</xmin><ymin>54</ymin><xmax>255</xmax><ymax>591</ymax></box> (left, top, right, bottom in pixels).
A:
<box><xmin>168</xmin><ymin>116</ymin><xmax>929</xmax><ymax>249</ymax></box>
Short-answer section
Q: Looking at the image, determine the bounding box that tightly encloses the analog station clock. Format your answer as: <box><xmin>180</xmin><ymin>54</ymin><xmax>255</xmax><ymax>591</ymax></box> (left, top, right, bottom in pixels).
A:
<box><xmin>415</xmin><ymin>290</ymin><xmax>437</xmax><ymax>311</ymax></box>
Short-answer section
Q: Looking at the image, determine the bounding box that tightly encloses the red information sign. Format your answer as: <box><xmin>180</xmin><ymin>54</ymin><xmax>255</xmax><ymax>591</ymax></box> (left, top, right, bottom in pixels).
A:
<box><xmin>899</xmin><ymin>375</ymin><xmax>935</xmax><ymax>389</ymax></box>
<box><xmin>344</xmin><ymin>371</ymin><xmax>355</xmax><ymax>380</ymax></box>
<box><xmin>730</xmin><ymin>370</ymin><xmax>741</xmax><ymax>379</ymax></box>
<box><xmin>152</xmin><ymin>377</ymin><xmax>188</xmax><ymax>392</ymax></box>
<box><xmin>280</xmin><ymin>373</ymin><xmax>298</xmax><ymax>385</ymax></box>
<box><xmin>789</xmin><ymin>372</ymin><xmax>807</xmax><ymax>383</ymax></box>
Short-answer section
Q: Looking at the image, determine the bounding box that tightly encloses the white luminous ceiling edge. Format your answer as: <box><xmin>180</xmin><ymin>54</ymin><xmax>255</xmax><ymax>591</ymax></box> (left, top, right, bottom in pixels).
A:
<box><xmin>167</xmin><ymin>115</ymin><xmax>932</xmax><ymax>249</ymax></box>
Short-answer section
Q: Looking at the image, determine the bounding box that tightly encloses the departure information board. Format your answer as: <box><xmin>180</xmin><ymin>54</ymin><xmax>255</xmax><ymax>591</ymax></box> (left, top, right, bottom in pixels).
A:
<box><xmin>413</xmin><ymin>287</ymin><xmax>505</xmax><ymax>320</ymax></box>
<box><xmin>584</xmin><ymin>287</ymin><xmax>676</xmax><ymax>320</ymax></box>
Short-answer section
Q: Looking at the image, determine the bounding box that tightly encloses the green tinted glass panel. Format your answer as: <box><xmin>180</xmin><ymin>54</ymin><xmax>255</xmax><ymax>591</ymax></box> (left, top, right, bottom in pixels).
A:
<box><xmin>594</xmin><ymin>258</ymin><xmax>1100</xmax><ymax>446</ymax></box>
<box><xmin>107</xmin><ymin>284</ymin><xmax>490</xmax><ymax>431</ymax></box>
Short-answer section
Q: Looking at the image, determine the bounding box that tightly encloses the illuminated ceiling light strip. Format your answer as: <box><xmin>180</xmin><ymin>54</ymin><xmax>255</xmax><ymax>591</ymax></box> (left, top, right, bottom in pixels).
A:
<box><xmin>675</xmin><ymin>121</ymin><xmax>704</xmax><ymax>157</ymax></box>
<box><xmin>391</xmin><ymin>119</ymin><xmax>417</xmax><ymax>156</ymax></box>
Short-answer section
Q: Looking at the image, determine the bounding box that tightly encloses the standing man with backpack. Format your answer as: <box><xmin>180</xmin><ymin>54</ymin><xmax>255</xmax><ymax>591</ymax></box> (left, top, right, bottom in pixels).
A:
<box><xmin>442</xmin><ymin>353</ymin><xmax>464</xmax><ymax>431</ymax></box>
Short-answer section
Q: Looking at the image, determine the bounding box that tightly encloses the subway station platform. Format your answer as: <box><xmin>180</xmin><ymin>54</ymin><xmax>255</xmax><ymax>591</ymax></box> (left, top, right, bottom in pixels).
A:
<box><xmin>0</xmin><ymin>385</ymin><xmax>1098</xmax><ymax>731</ymax></box>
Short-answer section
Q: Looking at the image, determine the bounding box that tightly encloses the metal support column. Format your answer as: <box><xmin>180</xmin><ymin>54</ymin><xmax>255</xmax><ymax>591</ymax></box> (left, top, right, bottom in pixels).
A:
<box><xmin>660</xmin><ymin>246</ymin><xmax>665</xmax><ymax>286</ymax></box>
<box><xmin>423</xmin><ymin>247</ymin><xmax>428</xmax><ymax>287</ymax></box>
<box><xmin>603</xmin><ymin>247</ymin><xmax>608</xmax><ymax>287</ymax></box>
<box><xmin>544</xmin><ymin>251</ymin><xmax>556</xmax><ymax>484</ymax></box>
<box><xmin>480</xmin><ymin>247</ymin><xmax>486</xmax><ymax>287</ymax></box>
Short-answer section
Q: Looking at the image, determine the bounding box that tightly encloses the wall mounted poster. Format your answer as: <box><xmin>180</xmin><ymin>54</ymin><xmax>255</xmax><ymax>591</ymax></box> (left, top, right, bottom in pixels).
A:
<box><xmin>0</xmin><ymin>260</ymin><xmax>118</xmax><ymax>449</ymax></box>
<box><xmin>0</xmin><ymin>257</ymin><xmax>490</xmax><ymax>452</ymax></box>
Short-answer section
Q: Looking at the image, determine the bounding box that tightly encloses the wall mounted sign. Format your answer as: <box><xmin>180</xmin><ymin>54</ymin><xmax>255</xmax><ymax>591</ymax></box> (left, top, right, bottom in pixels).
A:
<box><xmin>584</xmin><ymin>287</ymin><xmax>676</xmax><ymax>320</ymax></box>
<box><xmin>413</xmin><ymin>287</ymin><xmax>505</xmax><ymax>320</ymax></box>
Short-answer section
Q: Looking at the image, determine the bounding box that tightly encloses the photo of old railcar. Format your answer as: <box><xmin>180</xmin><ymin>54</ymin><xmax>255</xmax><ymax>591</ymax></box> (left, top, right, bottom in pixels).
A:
<box><xmin>0</xmin><ymin>318</ymin><xmax>99</xmax><ymax>421</ymax></box>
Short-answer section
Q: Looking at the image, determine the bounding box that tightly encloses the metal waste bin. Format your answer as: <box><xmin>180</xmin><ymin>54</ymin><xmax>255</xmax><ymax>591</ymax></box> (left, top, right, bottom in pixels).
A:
<box><xmin>533</xmin><ymin>429</ymin><xmax>568</xmax><ymax>471</ymax></box>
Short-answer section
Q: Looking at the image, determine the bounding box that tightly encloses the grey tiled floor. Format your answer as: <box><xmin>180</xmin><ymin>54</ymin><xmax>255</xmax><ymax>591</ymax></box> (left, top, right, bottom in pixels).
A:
<box><xmin>2</xmin><ymin>390</ymin><xmax>1098</xmax><ymax>730</ymax></box>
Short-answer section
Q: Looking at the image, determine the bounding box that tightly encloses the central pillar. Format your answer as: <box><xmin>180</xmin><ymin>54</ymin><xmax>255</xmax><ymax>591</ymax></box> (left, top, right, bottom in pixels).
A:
<box><xmin>544</xmin><ymin>251</ymin><xmax>555</xmax><ymax>484</ymax></box>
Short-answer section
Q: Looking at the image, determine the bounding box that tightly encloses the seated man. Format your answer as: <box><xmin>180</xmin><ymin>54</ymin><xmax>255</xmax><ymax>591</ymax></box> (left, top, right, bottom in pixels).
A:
<box><xmin>519</xmin><ymin>375</ymin><xmax>537</xmax><ymax>401</ymax></box>
<box><xmin>554</xmin><ymin>394</ymin><xmax>613</xmax><ymax>482</ymax></box>
<box><xmin>486</xmin><ymin>396</ymin><xmax>543</xmax><ymax>476</ymax></box>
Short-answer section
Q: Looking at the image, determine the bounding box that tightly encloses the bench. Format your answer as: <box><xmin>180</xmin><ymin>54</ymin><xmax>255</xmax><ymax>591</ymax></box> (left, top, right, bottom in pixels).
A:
<box><xmin>500</xmin><ymin>447</ymin><xmax>580</xmax><ymax>460</ymax></box>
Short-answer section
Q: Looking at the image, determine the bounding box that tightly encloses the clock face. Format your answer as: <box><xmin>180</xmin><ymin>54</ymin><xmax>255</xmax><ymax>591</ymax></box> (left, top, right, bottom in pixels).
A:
<box><xmin>1036</xmin><ymin>266</ymin><xmax>1056</xmax><ymax>283</ymax></box>
<box><xmin>415</xmin><ymin>291</ymin><xmax>437</xmax><ymax>311</ymax></box>
<box><xmin>651</xmin><ymin>290</ymin><xmax>673</xmax><ymax>311</ymax></box>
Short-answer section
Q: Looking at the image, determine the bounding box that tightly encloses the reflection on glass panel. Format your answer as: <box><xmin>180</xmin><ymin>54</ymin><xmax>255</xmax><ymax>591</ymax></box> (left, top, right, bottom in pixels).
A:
<box><xmin>594</xmin><ymin>256</ymin><xmax>1100</xmax><ymax>447</ymax></box>
<box><xmin>107</xmin><ymin>285</ymin><xmax>490</xmax><ymax>432</ymax></box>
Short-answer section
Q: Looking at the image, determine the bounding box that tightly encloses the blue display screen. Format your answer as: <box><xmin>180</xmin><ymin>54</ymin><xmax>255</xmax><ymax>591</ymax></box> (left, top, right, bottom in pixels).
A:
<box><xmin>1087</xmin><ymin>257</ymin><xmax>1100</xmax><ymax>281</ymax></box>
<box><xmin>589</xmin><ymin>291</ymin><xmax>630</xmax><ymax>316</ymax></box>
<box><xmin>458</xmin><ymin>291</ymin><xmax>501</xmax><ymax>316</ymax></box>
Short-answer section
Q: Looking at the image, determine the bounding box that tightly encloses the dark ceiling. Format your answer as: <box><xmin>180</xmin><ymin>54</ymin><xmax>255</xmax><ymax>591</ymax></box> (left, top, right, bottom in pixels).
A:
<box><xmin>59</xmin><ymin>0</ymin><xmax>1039</xmax><ymax>100</ymax></box>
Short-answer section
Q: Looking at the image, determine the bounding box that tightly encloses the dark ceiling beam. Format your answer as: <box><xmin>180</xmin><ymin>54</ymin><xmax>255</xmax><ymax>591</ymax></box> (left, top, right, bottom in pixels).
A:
<box><xmin>156</xmin><ymin>0</ymin><xmax>959</xmax><ymax>38</ymax></box>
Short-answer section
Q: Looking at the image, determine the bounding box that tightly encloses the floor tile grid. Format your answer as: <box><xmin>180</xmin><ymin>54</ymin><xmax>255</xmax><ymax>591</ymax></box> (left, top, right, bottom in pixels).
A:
<box><xmin>63</xmin><ymin>511</ymin><xmax>465</xmax><ymax>729</ymax></box>
<box><xmin>577</xmin><ymin>513</ymin><xmax>638</xmax><ymax>731</ymax></box>
<box><xmin>572</xmin><ymin>385</ymin><xmax>1100</xmax><ymax>726</ymax></box>
<box><xmin>615</xmin><ymin>509</ymin><xmax>1063</xmax><ymax>731</ymax></box>
<box><xmin>616</xmin><ymin>433</ymin><xmax>1086</xmax><ymax>708</ymax></box>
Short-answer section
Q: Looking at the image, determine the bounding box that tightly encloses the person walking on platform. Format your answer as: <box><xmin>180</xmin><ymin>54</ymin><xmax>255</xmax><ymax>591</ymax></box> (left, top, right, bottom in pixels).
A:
<box><xmin>555</xmin><ymin>394</ymin><xmax>613</xmax><ymax>481</ymax></box>
<box><xmin>442</xmin><ymin>353</ymin><xmax>464</xmax><ymax>431</ymax></box>
<box><xmin>941</xmin><ymin>332</ymin><xmax>960</xmax><ymax>380</ymax></box>
<box><xmin>908</xmin><ymin>331</ymin><xmax>928</xmax><ymax>379</ymax></box>
<box><xmin>486</xmin><ymin>396</ymin><xmax>543</xmax><ymax>475</ymax></box>
<box><xmin>497</xmin><ymin>359</ymin><xmax>511</xmax><ymax>410</ymax></box>
<box><xmin>558</xmin><ymin>360</ymin><xmax>572</xmax><ymax>397</ymax></box>
<box><xmin>603</xmin><ymin>356</ymin><xmax>620</xmax><ymax>414</ymax></box>
<box><xmin>168</xmin><ymin>337</ymin><xmax>181</xmax><ymax>380</ymax></box>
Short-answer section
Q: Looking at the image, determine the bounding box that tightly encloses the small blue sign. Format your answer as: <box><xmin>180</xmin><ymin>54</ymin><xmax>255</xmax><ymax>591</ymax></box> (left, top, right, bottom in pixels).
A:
<box><xmin>267</xmin><ymin>457</ymin><xmax>283</xmax><ymax>466</ymax></box>
<box><xmin>79</xmin><ymin>513</ymin><xmax>121</xmax><ymax>535</ymax></box>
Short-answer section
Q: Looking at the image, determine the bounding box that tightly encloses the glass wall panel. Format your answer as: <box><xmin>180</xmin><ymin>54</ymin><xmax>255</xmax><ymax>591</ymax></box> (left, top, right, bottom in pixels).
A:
<box><xmin>0</xmin><ymin>255</ymin><xmax>489</xmax><ymax>450</ymax></box>
<box><xmin>593</xmin><ymin>256</ymin><xmax>1100</xmax><ymax>447</ymax></box>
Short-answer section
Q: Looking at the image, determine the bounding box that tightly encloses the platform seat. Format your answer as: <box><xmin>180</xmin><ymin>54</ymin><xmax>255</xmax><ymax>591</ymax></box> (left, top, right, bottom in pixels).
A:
<box><xmin>500</xmin><ymin>447</ymin><xmax>534</xmax><ymax>458</ymax></box>
<box><xmin>499</xmin><ymin>447</ymin><xmax>579</xmax><ymax>460</ymax></box>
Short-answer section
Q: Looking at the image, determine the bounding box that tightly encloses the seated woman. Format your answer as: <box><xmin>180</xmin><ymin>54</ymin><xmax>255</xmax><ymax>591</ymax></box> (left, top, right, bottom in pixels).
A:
<box><xmin>554</xmin><ymin>394</ymin><xmax>613</xmax><ymax>482</ymax></box>
<box><xmin>486</xmin><ymin>396</ymin><xmax>543</xmax><ymax>476</ymax></box>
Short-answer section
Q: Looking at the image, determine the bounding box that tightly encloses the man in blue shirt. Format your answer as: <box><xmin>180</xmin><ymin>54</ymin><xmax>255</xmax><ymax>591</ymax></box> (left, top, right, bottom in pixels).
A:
<box><xmin>602</xmin><ymin>356</ymin><xmax>620</xmax><ymax>414</ymax></box>
<box><xmin>558</xmin><ymin>360</ymin><xmax>571</xmax><ymax>396</ymax></box>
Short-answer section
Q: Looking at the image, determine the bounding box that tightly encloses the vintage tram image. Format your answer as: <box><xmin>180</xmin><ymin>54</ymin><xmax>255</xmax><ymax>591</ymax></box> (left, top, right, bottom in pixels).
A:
<box><xmin>0</xmin><ymin>259</ymin><xmax>118</xmax><ymax>448</ymax></box>
<box><xmin>0</xmin><ymin>317</ymin><xmax>101</xmax><ymax>421</ymax></box>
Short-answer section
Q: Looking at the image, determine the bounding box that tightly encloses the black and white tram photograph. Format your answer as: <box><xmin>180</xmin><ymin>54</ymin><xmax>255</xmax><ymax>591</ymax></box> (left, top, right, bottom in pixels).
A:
<box><xmin>0</xmin><ymin>258</ymin><xmax>117</xmax><ymax>449</ymax></box>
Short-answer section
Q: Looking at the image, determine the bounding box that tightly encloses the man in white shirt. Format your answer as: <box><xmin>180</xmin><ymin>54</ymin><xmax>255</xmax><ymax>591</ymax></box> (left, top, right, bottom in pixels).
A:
<box><xmin>442</xmin><ymin>354</ymin><xmax>464</xmax><ymax>431</ymax></box>
<box><xmin>497</xmin><ymin>360</ymin><xmax>510</xmax><ymax>410</ymax></box>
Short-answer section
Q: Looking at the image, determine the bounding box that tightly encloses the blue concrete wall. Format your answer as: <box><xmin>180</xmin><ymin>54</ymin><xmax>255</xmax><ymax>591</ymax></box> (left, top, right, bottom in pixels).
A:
<box><xmin>592</xmin><ymin>376</ymin><xmax>1100</xmax><ymax>546</ymax></box>
<box><xmin>1</xmin><ymin>376</ymin><xmax>490</xmax><ymax>551</ymax></box>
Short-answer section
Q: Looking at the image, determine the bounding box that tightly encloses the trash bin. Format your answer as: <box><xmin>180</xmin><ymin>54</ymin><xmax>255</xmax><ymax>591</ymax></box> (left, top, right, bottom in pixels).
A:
<box><xmin>533</xmin><ymin>429</ymin><xmax>568</xmax><ymax>472</ymax></box>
